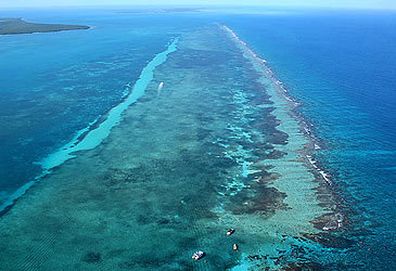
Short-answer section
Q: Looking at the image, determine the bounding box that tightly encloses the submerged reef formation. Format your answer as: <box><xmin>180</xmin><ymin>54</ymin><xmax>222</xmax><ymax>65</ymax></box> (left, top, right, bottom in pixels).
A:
<box><xmin>0</xmin><ymin>25</ymin><xmax>343</xmax><ymax>270</ymax></box>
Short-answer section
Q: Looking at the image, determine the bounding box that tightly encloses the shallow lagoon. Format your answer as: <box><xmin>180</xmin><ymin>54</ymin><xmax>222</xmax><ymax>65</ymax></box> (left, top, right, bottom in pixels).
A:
<box><xmin>0</xmin><ymin>23</ymin><xmax>329</xmax><ymax>270</ymax></box>
<box><xmin>0</xmin><ymin>8</ymin><xmax>395</xmax><ymax>271</ymax></box>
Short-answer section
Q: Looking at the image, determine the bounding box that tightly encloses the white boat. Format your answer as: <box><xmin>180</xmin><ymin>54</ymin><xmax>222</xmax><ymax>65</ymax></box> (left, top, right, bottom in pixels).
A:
<box><xmin>226</xmin><ymin>228</ymin><xmax>235</xmax><ymax>236</ymax></box>
<box><xmin>192</xmin><ymin>251</ymin><xmax>205</xmax><ymax>260</ymax></box>
<box><xmin>158</xmin><ymin>81</ymin><xmax>164</xmax><ymax>91</ymax></box>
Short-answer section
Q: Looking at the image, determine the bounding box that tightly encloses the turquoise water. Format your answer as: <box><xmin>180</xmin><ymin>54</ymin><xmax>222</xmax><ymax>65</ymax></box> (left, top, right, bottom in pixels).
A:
<box><xmin>0</xmin><ymin>8</ymin><xmax>395</xmax><ymax>270</ymax></box>
<box><xmin>0</xmin><ymin>9</ymin><xmax>191</xmax><ymax>209</ymax></box>
<box><xmin>227</xmin><ymin>9</ymin><xmax>396</xmax><ymax>269</ymax></box>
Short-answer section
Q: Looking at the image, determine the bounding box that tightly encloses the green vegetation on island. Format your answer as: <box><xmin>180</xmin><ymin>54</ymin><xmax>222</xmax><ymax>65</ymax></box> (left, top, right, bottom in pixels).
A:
<box><xmin>0</xmin><ymin>18</ymin><xmax>89</xmax><ymax>35</ymax></box>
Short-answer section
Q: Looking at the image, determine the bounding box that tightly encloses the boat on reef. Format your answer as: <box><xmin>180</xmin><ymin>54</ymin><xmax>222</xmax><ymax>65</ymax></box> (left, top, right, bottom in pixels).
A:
<box><xmin>192</xmin><ymin>251</ymin><xmax>205</xmax><ymax>261</ymax></box>
<box><xmin>233</xmin><ymin>244</ymin><xmax>239</xmax><ymax>251</ymax></box>
<box><xmin>226</xmin><ymin>228</ymin><xmax>235</xmax><ymax>236</ymax></box>
<box><xmin>158</xmin><ymin>81</ymin><xmax>164</xmax><ymax>91</ymax></box>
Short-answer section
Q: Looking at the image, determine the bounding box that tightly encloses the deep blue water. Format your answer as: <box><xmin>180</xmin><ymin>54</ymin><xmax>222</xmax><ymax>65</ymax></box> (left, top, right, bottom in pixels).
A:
<box><xmin>227</xmin><ymin>9</ymin><xmax>396</xmax><ymax>269</ymax></box>
<box><xmin>0</xmin><ymin>8</ymin><xmax>395</xmax><ymax>270</ymax></box>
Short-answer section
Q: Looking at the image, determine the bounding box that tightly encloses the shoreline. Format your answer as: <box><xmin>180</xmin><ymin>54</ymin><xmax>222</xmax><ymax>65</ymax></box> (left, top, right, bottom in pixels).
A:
<box><xmin>0</xmin><ymin>39</ymin><xmax>179</xmax><ymax>216</ymax></box>
<box><xmin>222</xmin><ymin>25</ymin><xmax>344</xmax><ymax>232</ymax></box>
<box><xmin>0</xmin><ymin>18</ymin><xmax>90</xmax><ymax>35</ymax></box>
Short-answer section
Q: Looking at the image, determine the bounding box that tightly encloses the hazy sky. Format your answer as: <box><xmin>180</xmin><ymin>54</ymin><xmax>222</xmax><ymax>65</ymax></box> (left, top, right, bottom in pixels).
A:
<box><xmin>1</xmin><ymin>0</ymin><xmax>395</xmax><ymax>9</ymax></box>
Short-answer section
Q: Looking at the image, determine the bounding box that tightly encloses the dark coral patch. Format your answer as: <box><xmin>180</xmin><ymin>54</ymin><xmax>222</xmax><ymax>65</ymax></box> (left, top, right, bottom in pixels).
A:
<box><xmin>82</xmin><ymin>252</ymin><xmax>102</xmax><ymax>263</ymax></box>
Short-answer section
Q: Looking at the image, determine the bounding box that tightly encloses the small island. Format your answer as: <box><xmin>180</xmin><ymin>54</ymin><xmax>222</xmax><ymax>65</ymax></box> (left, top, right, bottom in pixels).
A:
<box><xmin>0</xmin><ymin>18</ymin><xmax>90</xmax><ymax>35</ymax></box>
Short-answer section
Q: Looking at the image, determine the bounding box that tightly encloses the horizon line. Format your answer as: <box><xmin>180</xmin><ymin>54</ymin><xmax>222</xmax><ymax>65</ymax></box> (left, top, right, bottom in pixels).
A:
<box><xmin>1</xmin><ymin>4</ymin><xmax>396</xmax><ymax>11</ymax></box>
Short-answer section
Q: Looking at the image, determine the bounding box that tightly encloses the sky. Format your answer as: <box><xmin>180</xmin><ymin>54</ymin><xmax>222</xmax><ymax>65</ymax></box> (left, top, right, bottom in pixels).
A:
<box><xmin>1</xmin><ymin>0</ymin><xmax>395</xmax><ymax>9</ymax></box>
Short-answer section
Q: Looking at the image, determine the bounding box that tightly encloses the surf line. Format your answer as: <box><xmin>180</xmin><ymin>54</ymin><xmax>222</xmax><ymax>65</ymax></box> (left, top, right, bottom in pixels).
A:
<box><xmin>0</xmin><ymin>38</ymin><xmax>179</xmax><ymax>215</ymax></box>
<box><xmin>223</xmin><ymin>25</ymin><xmax>335</xmax><ymax>183</ymax></box>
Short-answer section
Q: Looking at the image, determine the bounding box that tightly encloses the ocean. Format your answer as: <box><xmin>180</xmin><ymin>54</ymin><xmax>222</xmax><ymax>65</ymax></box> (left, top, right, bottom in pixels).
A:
<box><xmin>226</xmin><ymin>9</ymin><xmax>396</xmax><ymax>269</ymax></box>
<box><xmin>0</xmin><ymin>7</ymin><xmax>395</xmax><ymax>270</ymax></box>
<box><xmin>0</xmin><ymin>9</ymin><xmax>197</xmax><ymax>209</ymax></box>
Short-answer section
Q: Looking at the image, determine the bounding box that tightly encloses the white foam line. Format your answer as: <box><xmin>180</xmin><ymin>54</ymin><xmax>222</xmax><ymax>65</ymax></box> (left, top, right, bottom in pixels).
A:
<box><xmin>222</xmin><ymin>25</ymin><xmax>297</xmax><ymax>105</ymax></box>
<box><xmin>306</xmin><ymin>155</ymin><xmax>332</xmax><ymax>185</ymax></box>
<box><xmin>0</xmin><ymin>38</ymin><xmax>179</xmax><ymax>214</ymax></box>
<box><xmin>223</xmin><ymin>25</ymin><xmax>333</xmax><ymax>188</ymax></box>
